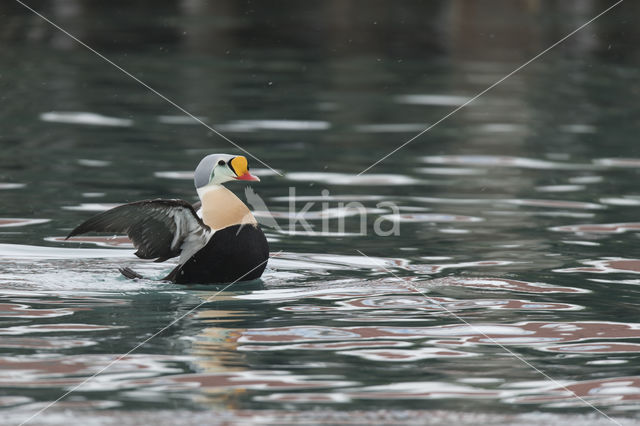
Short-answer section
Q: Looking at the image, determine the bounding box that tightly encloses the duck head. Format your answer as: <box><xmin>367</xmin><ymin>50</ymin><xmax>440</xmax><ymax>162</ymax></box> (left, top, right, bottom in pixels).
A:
<box><xmin>194</xmin><ymin>154</ymin><xmax>260</xmax><ymax>188</ymax></box>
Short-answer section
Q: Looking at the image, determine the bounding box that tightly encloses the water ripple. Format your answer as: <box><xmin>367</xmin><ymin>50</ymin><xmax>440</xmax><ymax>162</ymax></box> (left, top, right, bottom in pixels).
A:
<box><xmin>134</xmin><ymin>370</ymin><xmax>355</xmax><ymax>392</ymax></box>
<box><xmin>0</xmin><ymin>323</ymin><xmax>125</xmax><ymax>335</ymax></box>
<box><xmin>339</xmin><ymin>347</ymin><xmax>478</xmax><ymax>362</ymax></box>
<box><xmin>279</xmin><ymin>296</ymin><xmax>580</xmax><ymax>314</ymax></box>
<box><xmin>0</xmin><ymin>183</ymin><xmax>26</xmax><ymax>190</ymax></box>
<box><xmin>543</xmin><ymin>342</ymin><xmax>640</xmax><ymax>354</ymax></box>
<box><xmin>0</xmin><ymin>219</ymin><xmax>50</xmax><ymax>228</ymax></box>
<box><xmin>551</xmin><ymin>223</ymin><xmax>640</xmax><ymax>234</ymax></box>
<box><xmin>555</xmin><ymin>258</ymin><xmax>640</xmax><ymax>275</ymax></box>
<box><xmin>422</xmin><ymin>155</ymin><xmax>592</xmax><ymax>170</ymax></box>
<box><xmin>0</xmin><ymin>337</ymin><xmax>96</xmax><ymax>350</ymax></box>
<box><xmin>380</xmin><ymin>213</ymin><xmax>484</xmax><ymax>223</ymax></box>
<box><xmin>48</xmin><ymin>236</ymin><xmax>133</xmax><ymax>248</ymax></box>
<box><xmin>0</xmin><ymin>303</ymin><xmax>76</xmax><ymax>319</ymax></box>
<box><xmin>216</xmin><ymin>119</ymin><xmax>330</xmax><ymax>132</ymax></box>
<box><xmin>506</xmin><ymin>376</ymin><xmax>640</xmax><ymax>408</ymax></box>
<box><xmin>395</xmin><ymin>94</ymin><xmax>471</xmax><ymax>106</ymax></box>
<box><xmin>239</xmin><ymin>321</ymin><xmax>640</xmax><ymax>347</ymax></box>
<box><xmin>426</xmin><ymin>277</ymin><xmax>589</xmax><ymax>293</ymax></box>
<box><xmin>40</xmin><ymin>111</ymin><xmax>133</xmax><ymax>127</ymax></box>
<box><xmin>285</xmin><ymin>172</ymin><xmax>422</xmax><ymax>186</ymax></box>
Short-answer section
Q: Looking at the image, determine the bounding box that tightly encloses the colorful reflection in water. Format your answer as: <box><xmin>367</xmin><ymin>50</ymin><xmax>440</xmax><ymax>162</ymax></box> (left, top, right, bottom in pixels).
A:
<box><xmin>3</xmin><ymin>1</ymin><xmax>640</xmax><ymax>424</ymax></box>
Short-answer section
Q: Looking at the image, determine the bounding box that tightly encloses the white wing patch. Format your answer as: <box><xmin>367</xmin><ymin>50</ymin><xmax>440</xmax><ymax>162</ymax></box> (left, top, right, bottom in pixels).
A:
<box><xmin>167</xmin><ymin>207</ymin><xmax>213</xmax><ymax>265</ymax></box>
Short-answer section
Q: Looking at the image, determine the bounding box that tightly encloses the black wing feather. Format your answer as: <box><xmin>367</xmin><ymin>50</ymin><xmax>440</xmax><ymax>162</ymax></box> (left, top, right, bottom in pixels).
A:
<box><xmin>66</xmin><ymin>199</ymin><xmax>208</xmax><ymax>262</ymax></box>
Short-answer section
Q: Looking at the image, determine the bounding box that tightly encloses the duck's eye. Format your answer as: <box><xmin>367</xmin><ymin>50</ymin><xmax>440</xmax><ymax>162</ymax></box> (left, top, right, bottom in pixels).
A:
<box><xmin>218</xmin><ymin>160</ymin><xmax>226</xmax><ymax>166</ymax></box>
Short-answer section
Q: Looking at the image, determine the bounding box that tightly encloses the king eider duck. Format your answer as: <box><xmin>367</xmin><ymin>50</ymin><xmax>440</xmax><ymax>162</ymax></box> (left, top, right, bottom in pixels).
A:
<box><xmin>66</xmin><ymin>154</ymin><xmax>269</xmax><ymax>284</ymax></box>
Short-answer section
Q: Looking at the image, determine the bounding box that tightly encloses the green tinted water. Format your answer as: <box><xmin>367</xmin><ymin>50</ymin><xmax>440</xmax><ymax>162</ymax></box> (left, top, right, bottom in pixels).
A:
<box><xmin>1</xmin><ymin>1</ymin><xmax>640</xmax><ymax>424</ymax></box>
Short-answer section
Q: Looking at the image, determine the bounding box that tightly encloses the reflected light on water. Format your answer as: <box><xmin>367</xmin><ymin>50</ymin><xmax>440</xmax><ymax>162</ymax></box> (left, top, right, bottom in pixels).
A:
<box><xmin>1</xmin><ymin>0</ymin><xmax>640</xmax><ymax>422</ymax></box>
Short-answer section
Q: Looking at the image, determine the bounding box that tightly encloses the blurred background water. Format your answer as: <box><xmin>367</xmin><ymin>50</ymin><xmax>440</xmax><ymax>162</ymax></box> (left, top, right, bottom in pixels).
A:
<box><xmin>1</xmin><ymin>0</ymin><xmax>640</xmax><ymax>424</ymax></box>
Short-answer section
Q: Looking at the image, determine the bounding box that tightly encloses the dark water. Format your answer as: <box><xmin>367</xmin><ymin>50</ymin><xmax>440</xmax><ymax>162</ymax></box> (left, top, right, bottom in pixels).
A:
<box><xmin>2</xmin><ymin>1</ymin><xmax>640</xmax><ymax>424</ymax></box>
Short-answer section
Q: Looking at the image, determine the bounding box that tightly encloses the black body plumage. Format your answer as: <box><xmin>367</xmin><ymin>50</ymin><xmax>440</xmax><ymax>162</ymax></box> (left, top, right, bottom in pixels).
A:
<box><xmin>164</xmin><ymin>224</ymin><xmax>269</xmax><ymax>284</ymax></box>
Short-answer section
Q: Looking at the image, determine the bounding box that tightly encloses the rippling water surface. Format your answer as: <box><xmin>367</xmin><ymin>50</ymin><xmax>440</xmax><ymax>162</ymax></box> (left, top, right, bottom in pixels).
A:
<box><xmin>2</xmin><ymin>1</ymin><xmax>640</xmax><ymax>425</ymax></box>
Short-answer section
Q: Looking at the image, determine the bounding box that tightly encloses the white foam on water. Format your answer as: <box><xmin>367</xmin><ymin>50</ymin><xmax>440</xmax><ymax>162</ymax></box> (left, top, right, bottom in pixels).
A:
<box><xmin>416</xmin><ymin>167</ymin><xmax>486</xmax><ymax>176</ymax></box>
<box><xmin>422</xmin><ymin>155</ymin><xmax>592</xmax><ymax>170</ymax></box>
<box><xmin>40</xmin><ymin>112</ymin><xmax>133</xmax><ymax>127</ymax></box>
<box><xmin>0</xmin><ymin>219</ymin><xmax>50</xmax><ymax>228</ymax></box>
<box><xmin>77</xmin><ymin>159</ymin><xmax>111</xmax><ymax>167</ymax></box>
<box><xmin>560</xmin><ymin>124</ymin><xmax>597</xmax><ymax>133</ymax></box>
<box><xmin>0</xmin><ymin>243</ymin><xmax>133</xmax><ymax>259</ymax></box>
<box><xmin>286</xmin><ymin>172</ymin><xmax>421</xmax><ymax>186</ymax></box>
<box><xmin>354</xmin><ymin>123</ymin><xmax>430</xmax><ymax>133</ymax></box>
<box><xmin>569</xmin><ymin>175</ymin><xmax>603</xmax><ymax>184</ymax></box>
<box><xmin>600</xmin><ymin>197</ymin><xmax>640</xmax><ymax>206</ymax></box>
<box><xmin>477</xmin><ymin>123</ymin><xmax>527</xmax><ymax>133</ymax></box>
<box><xmin>0</xmin><ymin>183</ymin><xmax>26</xmax><ymax>190</ymax></box>
<box><xmin>381</xmin><ymin>213</ymin><xmax>484</xmax><ymax>223</ymax></box>
<box><xmin>395</xmin><ymin>94</ymin><xmax>472</xmax><ymax>106</ymax></box>
<box><xmin>217</xmin><ymin>120</ymin><xmax>330</xmax><ymax>132</ymax></box>
<box><xmin>587</xmin><ymin>360</ymin><xmax>628</xmax><ymax>365</ymax></box>
<box><xmin>535</xmin><ymin>185</ymin><xmax>585</xmax><ymax>193</ymax></box>
<box><xmin>62</xmin><ymin>203</ymin><xmax>121</xmax><ymax>212</ymax></box>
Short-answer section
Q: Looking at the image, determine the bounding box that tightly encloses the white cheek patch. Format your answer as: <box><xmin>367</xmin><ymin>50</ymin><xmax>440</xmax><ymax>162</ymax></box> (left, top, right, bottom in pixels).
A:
<box><xmin>210</xmin><ymin>163</ymin><xmax>237</xmax><ymax>185</ymax></box>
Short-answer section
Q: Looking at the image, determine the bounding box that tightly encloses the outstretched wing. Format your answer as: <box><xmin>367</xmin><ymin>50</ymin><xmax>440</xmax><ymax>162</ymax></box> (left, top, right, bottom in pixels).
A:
<box><xmin>66</xmin><ymin>199</ymin><xmax>212</xmax><ymax>263</ymax></box>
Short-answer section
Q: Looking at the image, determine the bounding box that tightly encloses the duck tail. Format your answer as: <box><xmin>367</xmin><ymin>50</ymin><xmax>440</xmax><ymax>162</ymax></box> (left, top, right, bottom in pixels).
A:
<box><xmin>162</xmin><ymin>264</ymin><xmax>181</xmax><ymax>283</ymax></box>
<box><xmin>118</xmin><ymin>266</ymin><xmax>145</xmax><ymax>280</ymax></box>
